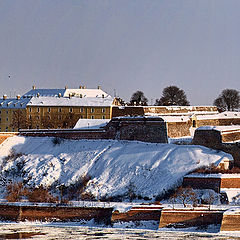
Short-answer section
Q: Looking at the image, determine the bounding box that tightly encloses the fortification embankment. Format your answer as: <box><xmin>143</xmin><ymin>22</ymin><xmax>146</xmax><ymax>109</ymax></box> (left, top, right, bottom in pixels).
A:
<box><xmin>158</xmin><ymin>209</ymin><xmax>223</xmax><ymax>229</ymax></box>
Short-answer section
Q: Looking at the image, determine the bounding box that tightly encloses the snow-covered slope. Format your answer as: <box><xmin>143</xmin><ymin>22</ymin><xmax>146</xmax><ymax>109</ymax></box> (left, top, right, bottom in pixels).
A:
<box><xmin>0</xmin><ymin>136</ymin><xmax>232</xmax><ymax>199</ymax></box>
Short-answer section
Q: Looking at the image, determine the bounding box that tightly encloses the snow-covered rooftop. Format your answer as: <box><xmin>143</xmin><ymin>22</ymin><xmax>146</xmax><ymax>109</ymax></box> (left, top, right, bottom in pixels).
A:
<box><xmin>196</xmin><ymin>125</ymin><xmax>240</xmax><ymax>132</ymax></box>
<box><xmin>0</xmin><ymin>98</ymin><xmax>31</xmax><ymax>109</ymax></box>
<box><xmin>74</xmin><ymin>119</ymin><xmax>110</xmax><ymax>129</ymax></box>
<box><xmin>22</xmin><ymin>89</ymin><xmax>65</xmax><ymax>98</ymax></box>
<box><xmin>64</xmin><ymin>88</ymin><xmax>111</xmax><ymax>98</ymax></box>
<box><xmin>196</xmin><ymin>111</ymin><xmax>240</xmax><ymax>120</ymax></box>
<box><xmin>27</xmin><ymin>96</ymin><xmax>115</xmax><ymax>107</ymax></box>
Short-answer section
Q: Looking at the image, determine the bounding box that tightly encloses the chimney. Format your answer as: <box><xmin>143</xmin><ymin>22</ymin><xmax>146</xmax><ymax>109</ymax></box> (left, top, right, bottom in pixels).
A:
<box><xmin>83</xmin><ymin>86</ymin><xmax>86</xmax><ymax>89</ymax></box>
<box><xmin>16</xmin><ymin>95</ymin><xmax>21</xmax><ymax>100</ymax></box>
<box><xmin>58</xmin><ymin>93</ymin><xmax>62</xmax><ymax>98</ymax></box>
<box><xmin>3</xmin><ymin>95</ymin><xmax>7</xmax><ymax>100</ymax></box>
<box><xmin>79</xmin><ymin>86</ymin><xmax>82</xmax><ymax>89</ymax></box>
<box><xmin>37</xmin><ymin>93</ymin><xmax>40</xmax><ymax>97</ymax></box>
<box><xmin>32</xmin><ymin>85</ymin><xmax>36</xmax><ymax>90</ymax></box>
<box><xmin>97</xmin><ymin>85</ymin><xmax>101</xmax><ymax>89</ymax></box>
<box><xmin>65</xmin><ymin>85</ymin><xmax>68</xmax><ymax>89</ymax></box>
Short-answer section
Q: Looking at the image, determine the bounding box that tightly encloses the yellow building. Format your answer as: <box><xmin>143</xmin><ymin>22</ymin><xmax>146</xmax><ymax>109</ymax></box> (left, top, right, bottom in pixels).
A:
<box><xmin>0</xmin><ymin>86</ymin><xmax>119</xmax><ymax>131</ymax></box>
<box><xmin>0</xmin><ymin>95</ymin><xmax>29</xmax><ymax>132</ymax></box>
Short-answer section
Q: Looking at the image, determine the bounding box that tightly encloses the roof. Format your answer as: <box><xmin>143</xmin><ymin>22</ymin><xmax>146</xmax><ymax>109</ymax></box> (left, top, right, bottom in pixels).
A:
<box><xmin>74</xmin><ymin>119</ymin><xmax>110</xmax><ymax>129</ymax></box>
<box><xmin>0</xmin><ymin>98</ymin><xmax>30</xmax><ymax>109</ymax></box>
<box><xmin>64</xmin><ymin>88</ymin><xmax>111</xmax><ymax>98</ymax></box>
<box><xmin>196</xmin><ymin>111</ymin><xmax>240</xmax><ymax>120</ymax></box>
<box><xmin>22</xmin><ymin>88</ymin><xmax>112</xmax><ymax>99</ymax></box>
<box><xmin>22</xmin><ymin>89</ymin><xmax>65</xmax><ymax>98</ymax></box>
<box><xmin>27</xmin><ymin>96</ymin><xmax>115</xmax><ymax>107</ymax></box>
<box><xmin>197</xmin><ymin>125</ymin><xmax>240</xmax><ymax>133</ymax></box>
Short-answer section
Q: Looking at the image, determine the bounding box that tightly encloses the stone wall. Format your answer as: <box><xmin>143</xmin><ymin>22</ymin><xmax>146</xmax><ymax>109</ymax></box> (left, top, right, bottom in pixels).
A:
<box><xmin>112</xmin><ymin>206</ymin><xmax>162</xmax><ymax>222</ymax></box>
<box><xmin>106</xmin><ymin>117</ymin><xmax>168</xmax><ymax>143</ymax></box>
<box><xmin>0</xmin><ymin>204</ymin><xmax>113</xmax><ymax>224</ymax></box>
<box><xmin>192</xmin><ymin>130</ymin><xmax>222</xmax><ymax>148</ymax></box>
<box><xmin>159</xmin><ymin>209</ymin><xmax>223</xmax><ymax>228</ymax></box>
<box><xmin>221</xmin><ymin>213</ymin><xmax>240</xmax><ymax>231</ymax></box>
<box><xmin>167</xmin><ymin>121</ymin><xmax>192</xmax><ymax>138</ymax></box>
<box><xmin>20</xmin><ymin>117</ymin><xmax>168</xmax><ymax>143</ymax></box>
<box><xmin>183</xmin><ymin>177</ymin><xmax>221</xmax><ymax>192</ymax></box>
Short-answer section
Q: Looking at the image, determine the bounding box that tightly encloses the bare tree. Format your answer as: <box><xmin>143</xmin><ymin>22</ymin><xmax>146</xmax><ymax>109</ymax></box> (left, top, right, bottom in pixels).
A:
<box><xmin>10</xmin><ymin>109</ymin><xmax>30</xmax><ymax>130</ymax></box>
<box><xmin>214</xmin><ymin>89</ymin><xmax>240</xmax><ymax>111</ymax></box>
<box><xmin>203</xmin><ymin>190</ymin><xmax>216</xmax><ymax>210</ymax></box>
<box><xmin>130</xmin><ymin>91</ymin><xmax>148</xmax><ymax>106</ymax></box>
<box><xmin>155</xmin><ymin>86</ymin><xmax>190</xmax><ymax>106</ymax></box>
<box><xmin>175</xmin><ymin>186</ymin><xmax>196</xmax><ymax>208</ymax></box>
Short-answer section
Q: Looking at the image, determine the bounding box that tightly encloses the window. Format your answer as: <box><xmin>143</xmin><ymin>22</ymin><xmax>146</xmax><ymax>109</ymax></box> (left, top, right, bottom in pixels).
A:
<box><xmin>102</xmin><ymin>108</ymin><xmax>106</xmax><ymax>113</ymax></box>
<box><xmin>0</xmin><ymin>118</ymin><xmax>1</xmax><ymax>122</ymax></box>
<box><xmin>36</xmin><ymin>116</ymin><xmax>40</xmax><ymax>120</ymax></box>
<box><xmin>192</xmin><ymin>120</ymin><xmax>196</xmax><ymax>128</ymax></box>
<box><xmin>6</xmin><ymin>117</ymin><xmax>8</xmax><ymax>122</ymax></box>
<box><xmin>91</xmin><ymin>108</ymin><xmax>94</xmax><ymax>113</ymax></box>
<box><xmin>6</xmin><ymin>111</ymin><xmax>8</xmax><ymax>114</ymax></box>
<box><xmin>48</xmin><ymin>108</ymin><xmax>51</xmax><ymax>112</ymax></box>
<box><xmin>59</xmin><ymin>108</ymin><xmax>62</xmax><ymax>113</ymax></box>
<box><xmin>58</xmin><ymin>115</ymin><xmax>62</xmax><ymax>120</ymax></box>
<box><xmin>80</xmin><ymin>115</ymin><xmax>83</xmax><ymax>119</ymax></box>
<box><xmin>91</xmin><ymin>116</ymin><xmax>94</xmax><ymax>119</ymax></box>
<box><xmin>102</xmin><ymin>115</ymin><xmax>105</xmax><ymax>119</ymax></box>
<box><xmin>29</xmin><ymin>115</ymin><xmax>31</xmax><ymax>120</ymax></box>
<box><xmin>29</xmin><ymin>108</ymin><xmax>32</xmax><ymax>112</ymax></box>
<box><xmin>5</xmin><ymin>127</ymin><xmax>8</xmax><ymax>132</ymax></box>
<box><xmin>0</xmin><ymin>110</ymin><xmax>1</xmax><ymax>114</ymax></box>
<box><xmin>37</xmin><ymin>108</ymin><xmax>40</xmax><ymax>112</ymax></box>
<box><xmin>69</xmin><ymin>108</ymin><xmax>73</xmax><ymax>113</ymax></box>
<box><xmin>36</xmin><ymin>125</ymin><xmax>39</xmax><ymax>129</ymax></box>
<box><xmin>80</xmin><ymin>108</ymin><xmax>84</xmax><ymax>113</ymax></box>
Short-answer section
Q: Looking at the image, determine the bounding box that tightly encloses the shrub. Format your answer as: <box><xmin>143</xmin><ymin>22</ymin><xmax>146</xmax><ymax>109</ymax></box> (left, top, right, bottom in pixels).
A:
<box><xmin>27</xmin><ymin>185</ymin><xmax>58</xmax><ymax>203</ymax></box>
<box><xmin>6</xmin><ymin>182</ymin><xmax>29</xmax><ymax>202</ymax></box>
<box><xmin>57</xmin><ymin>175</ymin><xmax>91</xmax><ymax>200</ymax></box>
<box><xmin>3</xmin><ymin>149</ymin><xmax>23</xmax><ymax>163</ymax></box>
<box><xmin>52</xmin><ymin>137</ymin><xmax>63</xmax><ymax>146</ymax></box>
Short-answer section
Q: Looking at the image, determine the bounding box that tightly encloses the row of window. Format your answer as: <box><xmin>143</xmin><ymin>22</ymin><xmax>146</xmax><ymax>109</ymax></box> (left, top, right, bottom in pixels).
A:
<box><xmin>28</xmin><ymin>108</ymin><xmax>106</xmax><ymax>113</ymax></box>
<box><xmin>28</xmin><ymin>115</ymin><xmax>106</xmax><ymax>120</ymax></box>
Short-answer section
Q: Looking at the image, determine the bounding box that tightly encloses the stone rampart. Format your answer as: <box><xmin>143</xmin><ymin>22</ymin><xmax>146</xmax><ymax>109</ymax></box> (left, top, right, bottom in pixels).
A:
<box><xmin>159</xmin><ymin>209</ymin><xmax>223</xmax><ymax>228</ymax></box>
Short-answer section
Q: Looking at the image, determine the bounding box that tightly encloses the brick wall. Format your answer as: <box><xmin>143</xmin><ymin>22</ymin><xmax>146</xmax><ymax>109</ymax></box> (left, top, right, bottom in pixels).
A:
<box><xmin>183</xmin><ymin>177</ymin><xmax>221</xmax><ymax>192</ymax></box>
<box><xmin>221</xmin><ymin>213</ymin><xmax>240</xmax><ymax>231</ymax></box>
<box><xmin>167</xmin><ymin>121</ymin><xmax>192</xmax><ymax>138</ymax></box>
<box><xmin>0</xmin><ymin>204</ymin><xmax>113</xmax><ymax>224</ymax></box>
<box><xmin>159</xmin><ymin>209</ymin><xmax>223</xmax><ymax>228</ymax></box>
<box><xmin>20</xmin><ymin>117</ymin><xmax>168</xmax><ymax>143</ymax></box>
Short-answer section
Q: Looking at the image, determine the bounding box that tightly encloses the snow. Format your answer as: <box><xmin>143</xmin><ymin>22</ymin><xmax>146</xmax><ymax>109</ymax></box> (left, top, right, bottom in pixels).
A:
<box><xmin>0</xmin><ymin>136</ymin><xmax>233</xmax><ymax>200</ymax></box>
<box><xmin>74</xmin><ymin>119</ymin><xmax>110</xmax><ymax>130</ymax></box>
<box><xmin>27</xmin><ymin>96</ymin><xmax>115</xmax><ymax>107</ymax></box>
<box><xmin>197</xmin><ymin>125</ymin><xmax>240</xmax><ymax>132</ymax></box>
<box><xmin>196</xmin><ymin>111</ymin><xmax>240</xmax><ymax>120</ymax></box>
<box><xmin>22</xmin><ymin>88</ymin><xmax>66</xmax><ymax>98</ymax></box>
<box><xmin>64</xmin><ymin>88</ymin><xmax>111</xmax><ymax>98</ymax></box>
<box><xmin>0</xmin><ymin>98</ymin><xmax>30</xmax><ymax>109</ymax></box>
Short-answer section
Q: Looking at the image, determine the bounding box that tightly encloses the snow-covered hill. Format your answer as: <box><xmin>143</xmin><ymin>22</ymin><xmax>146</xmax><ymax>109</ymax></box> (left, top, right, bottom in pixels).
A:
<box><xmin>0</xmin><ymin>136</ymin><xmax>232</xmax><ymax>199</ymax></box>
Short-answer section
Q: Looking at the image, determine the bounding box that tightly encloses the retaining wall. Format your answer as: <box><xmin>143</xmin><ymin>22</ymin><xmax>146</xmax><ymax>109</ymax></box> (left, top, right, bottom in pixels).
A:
<box><xmin>159</xmin><ymin>209</ymin><xmax>223</xmax><ymax>228</ymax></box>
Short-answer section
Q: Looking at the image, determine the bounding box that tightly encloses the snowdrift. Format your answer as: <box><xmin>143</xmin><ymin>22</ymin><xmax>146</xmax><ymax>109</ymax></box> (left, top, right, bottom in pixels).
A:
<box><xmin>0</xmin><ymin>136</ymin><xmax>232</xmax><ymax>199</ymax></box>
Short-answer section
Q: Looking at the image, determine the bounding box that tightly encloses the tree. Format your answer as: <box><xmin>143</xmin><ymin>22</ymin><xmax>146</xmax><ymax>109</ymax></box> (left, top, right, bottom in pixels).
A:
<box><xmin>130</xmin><ymin>91</ymin><xmax>148</xmax><ymax>106</ymax></box>
<box><xmin>213</xmin><ymin>89</ymin><xmax>240</xmax><ymax>111</ymax></box>
<box><xmin>10</xmin><ymin>109</ymin><xmax>30</xmax><ymax>130</ymax></box>
<box><xmin>155</xmin><ymin>86</ymin><xmax>190</xmax><ymax>106</ymax></box>
<box><xmin>175</xmin><ymin>186</ymin><xmax>196</xmax><ymax>208</ymax></box>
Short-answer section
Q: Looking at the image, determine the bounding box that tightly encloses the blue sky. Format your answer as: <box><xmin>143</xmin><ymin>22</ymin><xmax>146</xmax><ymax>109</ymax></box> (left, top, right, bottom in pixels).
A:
<box><xmin>0</xmin><ymin>0</ymin><xmax>239</xmax><ymax>105</ymax></box>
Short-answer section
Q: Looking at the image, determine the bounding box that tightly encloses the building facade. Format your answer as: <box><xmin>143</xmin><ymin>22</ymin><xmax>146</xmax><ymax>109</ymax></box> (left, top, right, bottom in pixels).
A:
<box><xmin>0</xmin><ymin>86</ymin><xmax>119</xmax><ymax>131</ymax></box>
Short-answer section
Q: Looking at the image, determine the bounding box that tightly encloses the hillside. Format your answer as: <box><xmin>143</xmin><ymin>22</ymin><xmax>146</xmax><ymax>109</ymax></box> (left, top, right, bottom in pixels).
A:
<box><xmin>0</xmin><ymin>136</ymin><xmax>232</xmax><ymax>200</ymax></box>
